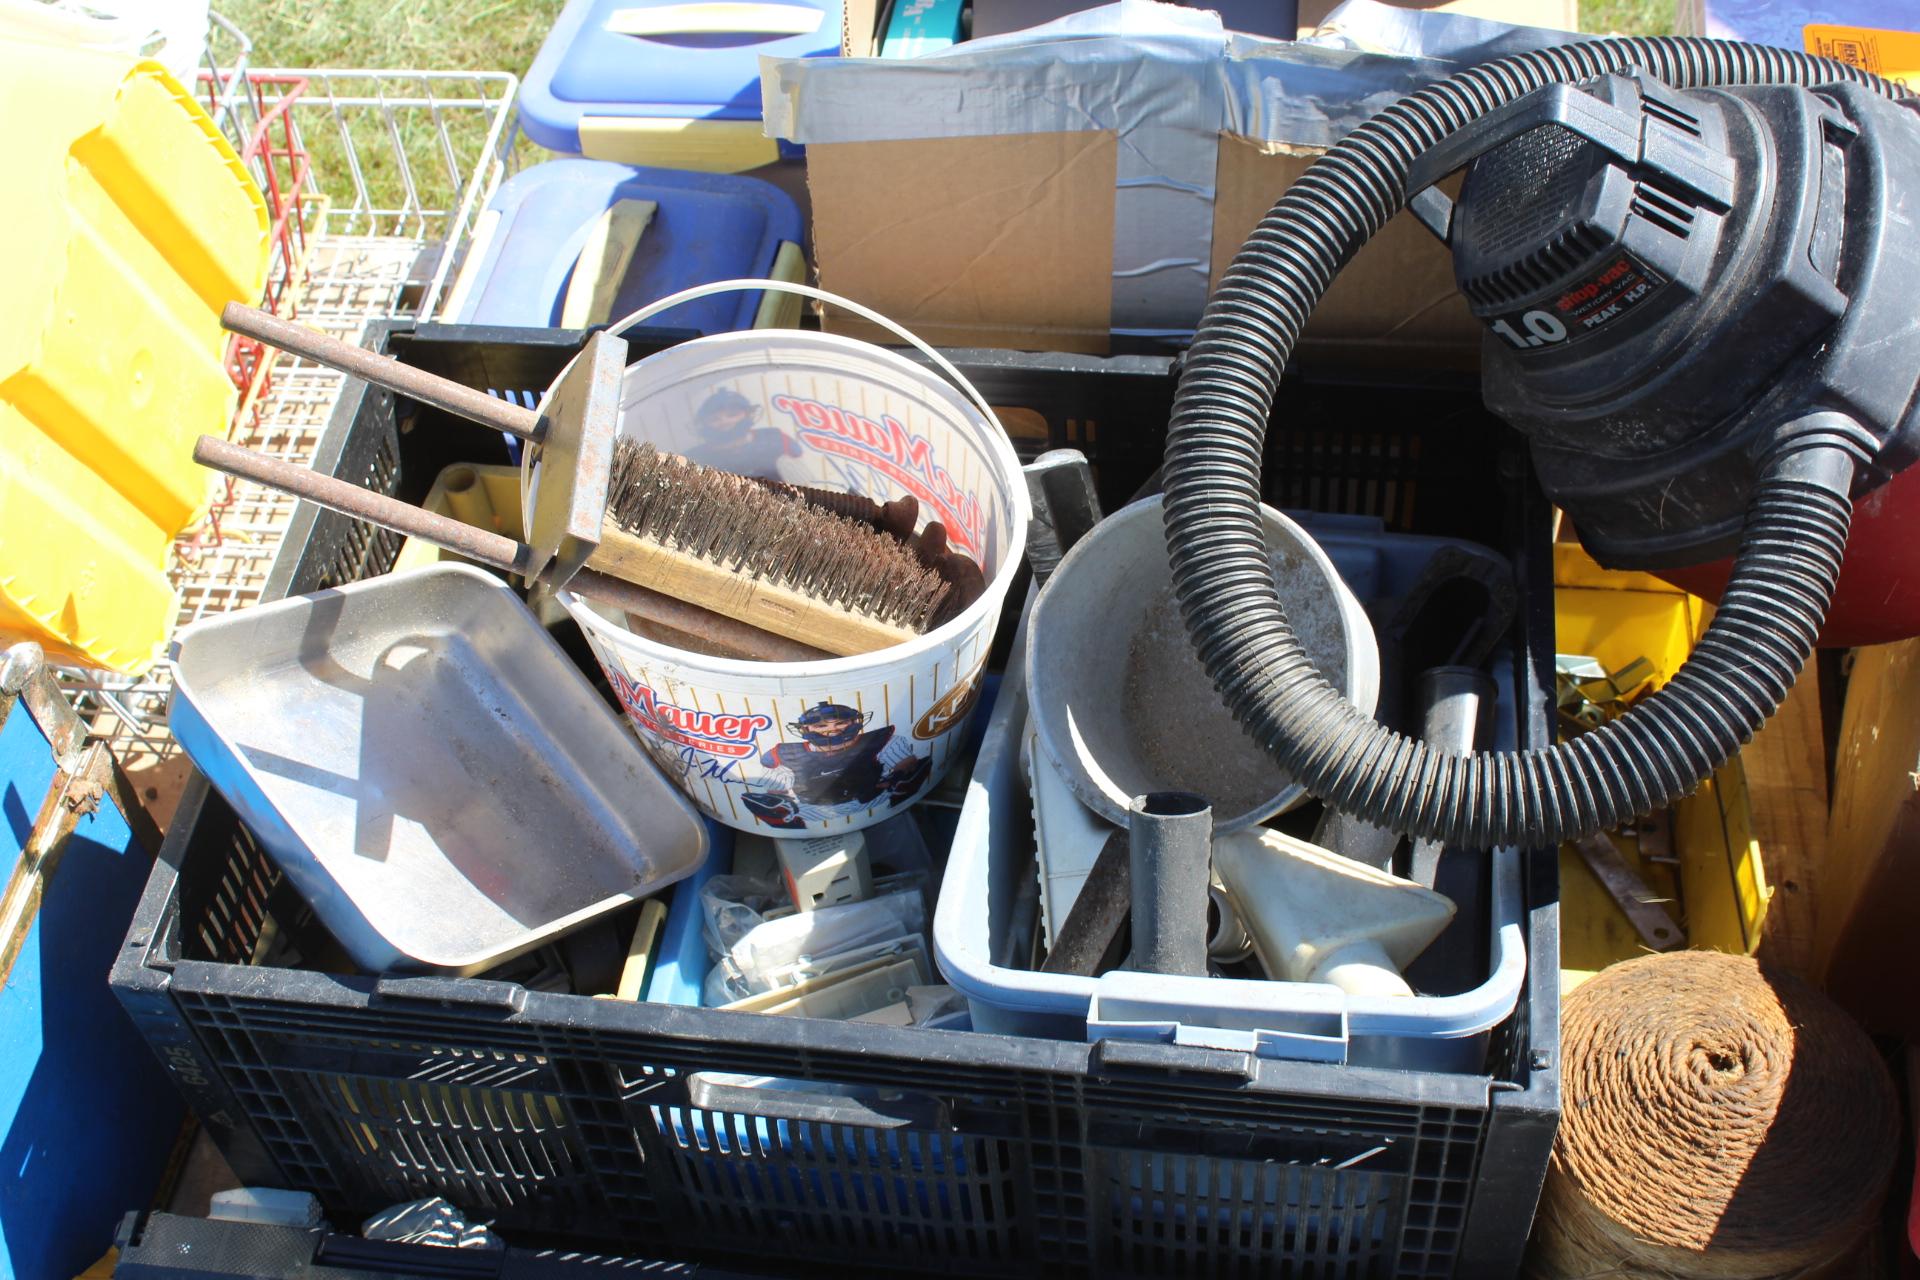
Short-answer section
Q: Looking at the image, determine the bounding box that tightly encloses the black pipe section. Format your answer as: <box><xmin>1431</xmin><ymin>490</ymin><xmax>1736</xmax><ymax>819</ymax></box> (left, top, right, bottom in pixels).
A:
<box><xmin>1407</xmin><ymin>666</ymin><xmax>1495</xmax><ymax>887</ymax></box>
<box><xmin>1162</xmin><ymin>38</ymin><xmax>1893</xmax><ymax>847</ymax></box>
<box><xmin>1127</xmin><ymin>792</ymin><xmax>1213</xmax><ymax>976</ymax></box>
<box><xmin>1023</xmin><ymin>449</ymin><xmax>1104</xmax><ymax>588</ymax></box>
<box><xmin>1040</xmin><ymin>829</ymin><xmax>1133</xmax><ymax>977</ymax></box>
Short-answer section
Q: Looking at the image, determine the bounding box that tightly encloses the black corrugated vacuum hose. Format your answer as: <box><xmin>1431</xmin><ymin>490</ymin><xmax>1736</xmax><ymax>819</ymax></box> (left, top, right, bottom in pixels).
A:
<box><xmin>1163</xmin><ymin>37</ymin><xmax>1901</xmax><ymax>848</ymax></box>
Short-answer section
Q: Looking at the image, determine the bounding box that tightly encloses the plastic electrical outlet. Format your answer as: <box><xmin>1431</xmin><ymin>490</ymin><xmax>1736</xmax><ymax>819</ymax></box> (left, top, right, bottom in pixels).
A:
<box><xmin>776</xmin><ymin>831</ymin><xmax>875</xmax><ymax>912</ymax></box>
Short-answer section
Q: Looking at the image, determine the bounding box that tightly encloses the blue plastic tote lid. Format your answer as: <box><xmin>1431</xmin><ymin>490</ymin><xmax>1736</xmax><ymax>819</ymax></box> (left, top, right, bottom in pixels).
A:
<box><xmin>521</xmin><ymin>0</ymin><xmax>845</xmax><ymax>151</ymax></box>
<box><xmin>452</xmin><ymin>159</ymin><xmax>804</xmax><ymax>333</ymax></box>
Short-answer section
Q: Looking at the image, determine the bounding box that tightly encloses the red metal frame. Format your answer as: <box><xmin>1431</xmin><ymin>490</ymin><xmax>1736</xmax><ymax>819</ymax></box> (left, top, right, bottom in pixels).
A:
<box><xmin>217</xmin><ymin>73</ymin><xmax>314</xmax><ymax>393</ymax></box>
<box><xmin>181</xmin><ymin>72</ymin><xmax>315</xmax><ymax>567</ymax></box>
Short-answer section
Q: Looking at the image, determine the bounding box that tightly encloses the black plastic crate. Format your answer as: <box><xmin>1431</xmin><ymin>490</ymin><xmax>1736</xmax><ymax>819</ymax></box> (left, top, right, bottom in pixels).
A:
<box><xmin>115</xmin><ymin>325</ymin><xmax>1560</xmax><ymax>1279</ymax></box>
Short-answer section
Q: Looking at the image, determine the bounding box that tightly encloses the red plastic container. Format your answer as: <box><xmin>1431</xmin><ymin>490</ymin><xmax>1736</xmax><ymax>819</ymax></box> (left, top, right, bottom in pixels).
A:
<box><xmin>1658</xmin><ymin>461</ymin><xmax>1920</xmax><ymax>648</ymax></box>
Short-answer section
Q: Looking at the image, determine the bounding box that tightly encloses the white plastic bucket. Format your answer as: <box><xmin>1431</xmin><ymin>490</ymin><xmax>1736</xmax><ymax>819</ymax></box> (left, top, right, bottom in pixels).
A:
<box><xmin>534</xmin><ymin>282</ymin><xmax>1029</xmax><ymax>837</ymax></box>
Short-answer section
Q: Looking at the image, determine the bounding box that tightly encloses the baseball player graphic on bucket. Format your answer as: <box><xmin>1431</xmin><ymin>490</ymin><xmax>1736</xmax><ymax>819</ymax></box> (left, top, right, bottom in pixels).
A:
<box><xmin>739</xmin><ymin>701</ymin><xmax>935</xmax><ymax>829</ymax></box>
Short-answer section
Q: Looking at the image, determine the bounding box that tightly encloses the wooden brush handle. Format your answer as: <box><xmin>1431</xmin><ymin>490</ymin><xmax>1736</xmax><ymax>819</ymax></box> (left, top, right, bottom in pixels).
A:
<box><xmin>192</xmin><ymin>436</ymin><xmax>827</xmax><ymax>663</ymax></box>
<box><xmin>568</xmin><ymin>570</ymin><xmax>829</xmax><ymax>662</ymax></box>
<box><xmin>588</xmin><ymin>525</ymin><xmax>918</xmax><ymax>656</ymax></box>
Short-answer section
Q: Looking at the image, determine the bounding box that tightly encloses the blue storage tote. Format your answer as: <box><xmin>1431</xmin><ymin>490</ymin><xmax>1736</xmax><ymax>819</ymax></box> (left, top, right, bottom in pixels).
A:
<box><xmin>518</xmin><ymin>0</ymin><xmax>844</xmax><ymax>171</ymax></box>
<box><xmin>933</xmin><ymin>514</ymin><xmax>1534</xmax><ymax>1071</ymax></box>
<box><xmin>1</xmin><ymin>650</ymin><xmax>181</xmax><ymax>1280</ymax></box>
<box><xmin>449</xmin><ymin>159</ymin><xmax>805</xmax><ymax>333</ymax></box>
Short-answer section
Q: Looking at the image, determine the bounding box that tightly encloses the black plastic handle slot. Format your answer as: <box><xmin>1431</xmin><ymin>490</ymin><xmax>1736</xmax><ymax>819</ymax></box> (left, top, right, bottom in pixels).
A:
<box><xmin>686</xmin><ymin>1072</ymin><xmax>951</xmax><ymax>1131</ymax></box>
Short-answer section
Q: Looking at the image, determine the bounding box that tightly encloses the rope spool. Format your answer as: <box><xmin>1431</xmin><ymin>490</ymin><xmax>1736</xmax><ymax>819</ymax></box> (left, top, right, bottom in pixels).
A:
<box><xmin>1530</xmin><ymin>951</ymin><xmax>1897</xmax><ymax>1279</ymax></box>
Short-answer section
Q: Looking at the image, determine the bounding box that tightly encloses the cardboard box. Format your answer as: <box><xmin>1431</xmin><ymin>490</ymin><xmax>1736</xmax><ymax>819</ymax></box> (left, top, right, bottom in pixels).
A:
<box><xmin>806</xmin><ymin>132</ymin><xmax>1121</xmax><ymax>351</ymax></box>
<box><xmin>802</xmin><ymin>132</ymin><xmax>1477</xmax><ymax>360</ymax></box>
<box><xmin>843</xmin><ymin>0</ymin><xmax>886</xmax><ymax>55</ymax></box>
<box><xmin>1210</xmin><ymin>138</ymin><xmax>1475</xmax><ymax>359</ymax></box>
<box><xmin>777</xmin><ymin>2</ymin><xmax>1511</xmax><ymax>360</ymax></box>
<box><xmin>805</xmin><ymin>131</ymin><xmax>1476</xmax><ymax>359</ymax></box>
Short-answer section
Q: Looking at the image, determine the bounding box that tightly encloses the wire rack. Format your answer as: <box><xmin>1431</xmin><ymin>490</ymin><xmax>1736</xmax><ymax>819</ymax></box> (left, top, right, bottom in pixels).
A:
<box><xmin>58</xmin><ymin>33</ymin><xmax>518</xmax><ymax>764</ymax></box>
<box><xmin>235</xmin><ymin>67</ymin><xmax>519</xmax><ymax>325</ymax></box>
<box><xmin>199</xmin><ymin>10</ymin><xmax>254</xmax><ymax>136</ymax></box>
<box><xmin>172</xmin><ymin>67</ymin><xmax>518</xmax><ymax>629</ymax></box>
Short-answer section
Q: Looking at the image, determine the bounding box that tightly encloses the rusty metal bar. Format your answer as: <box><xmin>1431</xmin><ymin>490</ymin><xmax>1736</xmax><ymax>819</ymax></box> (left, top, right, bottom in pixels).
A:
<box><xmin>194</xmin><ymin>435</ymin><xmax>540</xmax><ymax>574</ymax></box>
<box><xmin>1569</xmin><ymin>832</ymin><xmax>1684</xmax><ymax>952</ymax></box>
<box><xmin>192</xmin><ymin>436</ymin><xmax>827</xmax><ymax>664</ymax></box>
<box><xmin>1</xmin><ymin>643</ymin><xmax>85</xmax><ymax>765</ymax></box>
<box><xmin>0</xmin><ymin>744</ymin><xmax>114</xmax><ymax>989</ymax></box>
<box><xmin>221</xmin><ymin>303</ymin><xmax>545</xmax><ymax>443</ymax></box>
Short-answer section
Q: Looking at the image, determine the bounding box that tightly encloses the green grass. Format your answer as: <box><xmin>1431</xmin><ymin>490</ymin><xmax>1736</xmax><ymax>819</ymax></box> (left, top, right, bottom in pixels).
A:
<box><xmin>1580</xmin><ymin>0</ymin><xmax>1678</xmax><ymax>36</ymax></box>
<box><xmin>221</xmin><ymin>0</ymin><xmax>564</xmax><ymax>76</ymax></box>
<box><xmin>215</xmin><ymin>1</ymin><xmax>563</xmax><ymax>240</ymax></box>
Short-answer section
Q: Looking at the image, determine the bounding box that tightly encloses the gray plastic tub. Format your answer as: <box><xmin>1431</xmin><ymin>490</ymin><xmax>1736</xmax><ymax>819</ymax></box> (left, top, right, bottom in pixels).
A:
<box><xmin>168</xmin><ymin>563</ymin><xmax>708</xmax><ymax>974</ymax></box>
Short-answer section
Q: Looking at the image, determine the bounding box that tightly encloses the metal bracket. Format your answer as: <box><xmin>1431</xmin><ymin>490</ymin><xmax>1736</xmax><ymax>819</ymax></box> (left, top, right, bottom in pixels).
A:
<box><xmin>525</xmin><ymin>329</ymin><xmax>629</xmax><ymax>588</ymax></box>
<box><xmin>0</xmin><ymin>641</ymin><xmax>159</xmax><ymax>988</ymax></box>
<box><xmin>0</xmin><ymin>742</ymin><xmax>118</xmax><ymax>987</ymax></box>
<box><xmin>1635</xmin><ymin>811</ymin><xmax>1679</xmax><ymax>866</ymax></box>
<box><xmin>1569</xmin><ymin>830</ymin><xmax>1684</xmax><ymax>952</ymax></box>
<box><xmin>1</xmin><ymin>642</ymin><xmax>86</xmax><ymax>768</ymax></box>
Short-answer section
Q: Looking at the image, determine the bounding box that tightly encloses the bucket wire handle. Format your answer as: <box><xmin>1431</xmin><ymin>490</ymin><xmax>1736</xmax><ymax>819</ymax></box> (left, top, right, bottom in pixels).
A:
<box><xmin>603</xmin><ymin>278</ymin><xmax>1008</xmax><ymax>446</ymax></box>
<box><xmin>525</xmin><ymin>279</ymin><xmax>1030</xmax><ymax>620</ymax></box>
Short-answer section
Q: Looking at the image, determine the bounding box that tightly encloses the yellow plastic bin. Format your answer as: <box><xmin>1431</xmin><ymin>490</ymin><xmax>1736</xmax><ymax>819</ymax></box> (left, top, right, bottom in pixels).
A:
<box><xmin>0</xmin><ymin>37</ymin><xmax>269</xmax><ymax>673</ymax></box>
<box><xmin>1553</xmin><ymin>543</ymin><xmax>1770</xmax><ymax>990</ymax></box>
<box><xmin>390</xmin><ymin>463</ymin><xmax>572</xmax><ymax>629</ymax></box>
<box><xmin>390</xmin><ymin>463</ymin><xmax>526</xmax><ymax>576</ymax></box>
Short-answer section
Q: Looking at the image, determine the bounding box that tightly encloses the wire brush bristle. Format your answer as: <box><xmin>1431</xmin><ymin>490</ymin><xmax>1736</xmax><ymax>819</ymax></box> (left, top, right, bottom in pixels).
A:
<box><xmin>606</xmin><ymin>441</ymin><xmax>953</xmax><ymax>633</ymax></box>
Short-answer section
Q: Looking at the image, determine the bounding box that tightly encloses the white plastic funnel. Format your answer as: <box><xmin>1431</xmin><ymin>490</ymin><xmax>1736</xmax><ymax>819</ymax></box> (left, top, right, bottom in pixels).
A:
<box><xmin>1026</xmin><ymin>496</ymin><xmax>1378</xmax><ymax>833</ymax></box>
<box><xmin>1213</xmin><ymin>828</ymin><xmax>1456</xmax><ymax>998</ymax></box>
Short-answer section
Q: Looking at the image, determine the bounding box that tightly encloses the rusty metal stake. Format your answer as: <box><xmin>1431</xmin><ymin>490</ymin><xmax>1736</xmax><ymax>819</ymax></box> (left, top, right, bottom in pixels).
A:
<box><xmin>223</xmin><ymin>303</ymin><xmax>543</xmax><ymax>442</ymax></box>
<box><xmin>192</xmin><ymin>436</ymin><xmax>827</xmax><ymax>664</ymax></box>
<box><xmin>0</xmin><ymin>643</ymin><xmax>160</xmax><ymax>988</ymax></box>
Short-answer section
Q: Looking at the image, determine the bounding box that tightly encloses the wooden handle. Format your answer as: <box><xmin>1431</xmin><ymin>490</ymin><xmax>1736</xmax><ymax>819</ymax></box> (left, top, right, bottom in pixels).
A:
<box><xmin>570</xmin><ymin>569</ymin><xmax>828</xmax><ymax>662</ymax></box>
<box><xmin>221</xmin><ymin>303</ymin><xmax>545</xmax><ymax>443</ymax></box>
<box><xmin>587</xmin><ymin>525</ymin><xmax>918</xmax><ymax>656</ymax></box>
<box><xmin>560</xmin><ymin>199</ymin><xmax>655</xmax><ymax>329</ymax></box>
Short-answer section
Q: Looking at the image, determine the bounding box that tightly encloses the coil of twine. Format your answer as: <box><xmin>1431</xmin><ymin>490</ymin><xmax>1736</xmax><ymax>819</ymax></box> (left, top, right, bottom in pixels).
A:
<box><xmin>1529</xmin><ymin>951</ymin><xmax>1897</xmax><ymax>1280</ymax></box>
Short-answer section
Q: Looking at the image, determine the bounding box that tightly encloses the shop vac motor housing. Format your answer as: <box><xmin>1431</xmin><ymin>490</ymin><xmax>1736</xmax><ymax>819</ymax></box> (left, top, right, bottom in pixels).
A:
<box><xmin>1441</xmin><ymin>70</ymin><xmax>1920</xmax><ymax>576</ymax></box>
